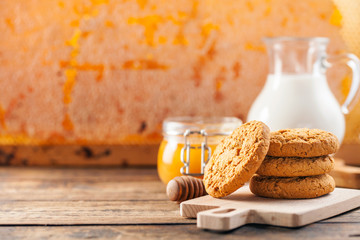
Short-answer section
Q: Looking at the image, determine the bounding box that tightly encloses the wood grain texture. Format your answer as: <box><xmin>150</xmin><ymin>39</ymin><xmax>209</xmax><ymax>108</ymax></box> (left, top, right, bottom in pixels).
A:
<box><xmin>0</xmin><ymin>168</ymin><xmax>165</xmax><ymax>201</ymax></box>
<box><xmin>0</xmin><ymin>167</ymin><xmax>358</xmax><ymax>239</ymax></box>
<box><xmin>0</xmin><ymin>167</ymin><xmax>193</xmax><ymax>225</ymax></box>
<box><xmin>0</xmin><ymin>200</ymin><xmax>194</xmax><ymax>225</ymax></box>
<box><xmin>0</xmin><ymin>224</ymin><xmax>360</xmax><ymax>240</ymax></box>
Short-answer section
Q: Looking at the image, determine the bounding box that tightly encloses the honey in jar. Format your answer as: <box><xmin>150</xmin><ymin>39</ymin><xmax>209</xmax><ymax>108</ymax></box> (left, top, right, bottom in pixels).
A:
<box><xmin>157</xmin><ymin>117</ymin><xmax>242</xmax><ymax>184</ymax></box>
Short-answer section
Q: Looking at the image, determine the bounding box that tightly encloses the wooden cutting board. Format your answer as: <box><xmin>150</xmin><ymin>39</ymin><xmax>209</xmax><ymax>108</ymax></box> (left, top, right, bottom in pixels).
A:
<box><xmin>180</xmin><ymin>185</ymin><xmax>360</xmax><ymax>231</ymax></box>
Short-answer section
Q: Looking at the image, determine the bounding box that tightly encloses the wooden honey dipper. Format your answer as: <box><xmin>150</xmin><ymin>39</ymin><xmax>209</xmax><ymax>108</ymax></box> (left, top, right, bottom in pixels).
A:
<box><xmin>166</xmin><ymin>176</ymin><xmax>207</xmax><ymax>202</ymax></box>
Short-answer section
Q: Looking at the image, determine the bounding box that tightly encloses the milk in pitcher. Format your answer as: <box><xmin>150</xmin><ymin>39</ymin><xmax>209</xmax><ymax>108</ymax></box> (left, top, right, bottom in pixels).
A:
<box><xmin>247</xmin><ymin>73</ymin><xmax>345</xmax><ymax>142</ymax></box>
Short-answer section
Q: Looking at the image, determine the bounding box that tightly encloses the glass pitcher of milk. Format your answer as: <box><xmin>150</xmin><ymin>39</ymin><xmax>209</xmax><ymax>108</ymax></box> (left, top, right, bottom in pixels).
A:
<box><xmin>247</xmin><ymin>37</ymin><xmax>360</xmax><ymax>143</ymax></box>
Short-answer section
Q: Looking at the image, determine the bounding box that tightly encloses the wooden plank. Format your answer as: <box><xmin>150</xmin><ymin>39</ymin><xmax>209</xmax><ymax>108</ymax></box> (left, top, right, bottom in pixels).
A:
<box><xmin>0</xmin><ymin>168</ymin><xmax>166</xmax><ymax>201</ymax></box>
<box><xmin>0</xmin><ymin>200</ymin><xmax>194</xmax><ymax>225</ymax></box>
<box><xmin>0</xmin><ymin>180</ymin><xmax>166</xmax><ymax>200</ymax></box>
<box><xmin>0</xmin><ymin>145</ymin><xmax>159</xmax><ymax>166</ymax></box>
<box><xmin>0</xmin><ymin>167</ymin><xmax>187</xmax><ymax>225</ymax></box>
<box><xmin>0</xmin><ymin>223</ymin><xmax>360</xmax><ymax>240</ymax></box>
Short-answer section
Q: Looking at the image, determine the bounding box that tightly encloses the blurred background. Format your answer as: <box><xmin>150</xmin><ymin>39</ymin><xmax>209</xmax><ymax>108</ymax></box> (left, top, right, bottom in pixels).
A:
<box><xmin>0</xmin><ymin>0</ymin><xmax>359</xmax><ymax>166</ymax></box>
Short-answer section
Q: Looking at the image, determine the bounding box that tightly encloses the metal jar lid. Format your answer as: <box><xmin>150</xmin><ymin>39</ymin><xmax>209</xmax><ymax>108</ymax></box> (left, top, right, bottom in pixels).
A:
<box><xmin>162</xmin><ymin>116</ymin><xmax>242</xmax><ymax>137</ymax></box>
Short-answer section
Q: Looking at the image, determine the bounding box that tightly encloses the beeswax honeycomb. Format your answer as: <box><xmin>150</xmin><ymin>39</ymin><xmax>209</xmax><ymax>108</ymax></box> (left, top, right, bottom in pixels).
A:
<box><xmin>0</xmin><ymin>0</ymin><xmax>348</xmax><ymax>145</ymax></box>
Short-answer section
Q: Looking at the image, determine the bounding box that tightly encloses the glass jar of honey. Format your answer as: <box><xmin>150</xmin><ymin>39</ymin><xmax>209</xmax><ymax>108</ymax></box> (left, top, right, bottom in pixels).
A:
<box><xmin>157</xmin><ymin>116</ymin><xmax>242</xmax><ymax>184</ymax></box>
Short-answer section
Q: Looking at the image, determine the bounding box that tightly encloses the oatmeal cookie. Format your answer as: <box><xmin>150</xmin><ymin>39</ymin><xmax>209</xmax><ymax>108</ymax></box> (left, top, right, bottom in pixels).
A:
<box><xmin>250</xmin><ymin>174</ymin><xmax>335</xmax><ymax>199</ymax></box>
<box><xmin>256</xmin><ymin>155</ymin><xmax>335</xmax><ymax>177</ymax></box>
<box><xmin>268</xmin><ymin>129</ymin><xmax>339</xmax><ymax>157</ymax></box>
<box><xmin>203</xmin><ymin>121</ymin><xmax>270</xmax><ymax>198</ymax></box>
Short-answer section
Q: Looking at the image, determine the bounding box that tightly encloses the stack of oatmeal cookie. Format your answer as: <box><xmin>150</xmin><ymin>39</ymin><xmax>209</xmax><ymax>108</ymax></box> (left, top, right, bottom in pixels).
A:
<box><xmin>250</xmin><ymin>129</ymin><xmax>339</xmax><ymax>199</ymax></box>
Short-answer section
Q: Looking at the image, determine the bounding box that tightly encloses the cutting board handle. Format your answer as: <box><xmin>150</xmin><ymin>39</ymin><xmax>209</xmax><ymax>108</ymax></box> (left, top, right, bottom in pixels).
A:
<box><xmin>197</xmin><ymin>207</ymin><xmax>251</xmax><ymax>231</ymax></box>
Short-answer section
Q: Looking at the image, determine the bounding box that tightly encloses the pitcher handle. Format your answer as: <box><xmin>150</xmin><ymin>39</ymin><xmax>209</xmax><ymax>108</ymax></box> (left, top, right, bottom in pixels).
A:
<box><xmin>323</xmin><ymin>53</ymin><xmax>360</xmax><ymax>114</ymax></box>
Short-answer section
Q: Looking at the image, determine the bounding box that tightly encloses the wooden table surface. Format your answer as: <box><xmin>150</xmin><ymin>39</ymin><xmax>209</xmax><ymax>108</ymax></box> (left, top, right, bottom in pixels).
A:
<box><xmin>0</xmin><ymin>167</ymin><xmax>359</xmax><ymax>240</ymax></box>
